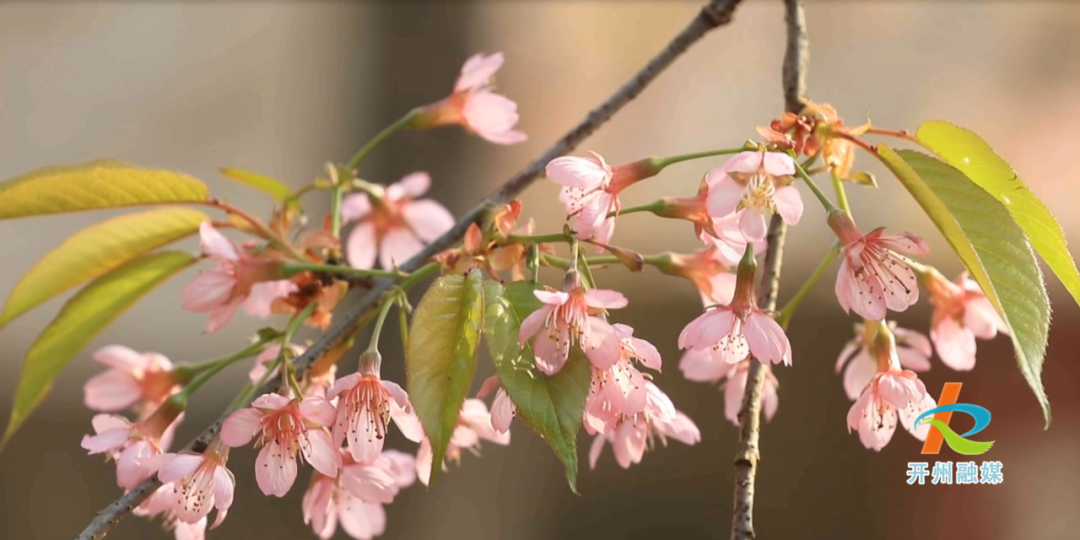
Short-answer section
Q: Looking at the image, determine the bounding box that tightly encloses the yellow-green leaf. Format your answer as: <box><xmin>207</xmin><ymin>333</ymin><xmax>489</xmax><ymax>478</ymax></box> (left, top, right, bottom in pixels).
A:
<box><xmin>219</xmin><ymin>167</ymin><xmax>298</xmax><ymax>209</ymax></box>
<box><xmin>406</xmin><ymin>269</ymin><xmax>484</xmax><ymax>484</ymax></box>
<box><xmin>0</xmin><ymin>208</ymin><xmax>207</xmax><ymax>328</ymax></box>
<box><xmin>484</xmin><ymin>280</ymin><xmax>589</xmax><ymax>492</ymax></box>
<box><xmin>879</xmin><ymin>146</ymin><xmax>1051</xmax><ymax>424</ymax></box>
<box><xmin>1</xmin><ymin>251</ymin><xmax>195</xmax><ymax>448</ymax></box>
<box><xmin>916</xmin><ymin>121</ymin><xmax>1080</xmax><ymax>310</ymax></box>
<box><xmin>0</xmin><ymin>161</ymin><xmax>209</xmax><ymax>220</ymax></box>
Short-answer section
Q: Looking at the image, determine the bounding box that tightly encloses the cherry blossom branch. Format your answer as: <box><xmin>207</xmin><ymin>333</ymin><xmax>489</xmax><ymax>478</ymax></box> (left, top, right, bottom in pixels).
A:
<box><xmin>75</xmin><ymin>2</ymin><xmax>746</xmax><ymax>538</ymax></box>
<box><xmin>731</xmin><ymin>1</ymin><xmax>807</xmax><ymax>539</ymax></box>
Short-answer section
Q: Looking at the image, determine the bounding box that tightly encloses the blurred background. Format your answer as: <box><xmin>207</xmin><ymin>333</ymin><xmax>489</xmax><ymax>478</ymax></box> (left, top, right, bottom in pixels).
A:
<box><xmin>2</xmin><ymin>1</ymin><xmax>1079</xmax><ymax>539</ymax></box>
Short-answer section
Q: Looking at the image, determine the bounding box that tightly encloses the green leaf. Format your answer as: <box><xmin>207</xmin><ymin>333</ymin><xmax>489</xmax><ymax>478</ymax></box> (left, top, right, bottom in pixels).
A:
<box><xmin>406</xmin><ymin>269</ymin><xmax>484</xmax><ymax>484</ymax></box>
<box><xmin>0</xmin><ymin>208</ymin><xmax>207</xmax><ymax>328</ymax></box>
<box><xmin>916</xmin><ymin>121</ymin><xmax>1080</xmax><ymax>311</ymax></box>
<box><xmin>878</xmin><ymin>146</ymin><xmax>1051</xmax><ymax>425</ymax></box>
<box><xmin>219</xmin><ymin>167</ymin><xmax>299</xmax><ymax>210</ymax></box>
<box><xmin>483</xmin><ymin>280</ymin><xmax>590</xmax><ymax>492</ymax></box>
<box><xmin>0</xmin><ymin>161</ymin><xmax>209</xmax><ymax>220</ymax></box>
<box><xmin>1</xmin><ymin>251</ymin><xmax>195</xmax><ymax>448</ymax></box>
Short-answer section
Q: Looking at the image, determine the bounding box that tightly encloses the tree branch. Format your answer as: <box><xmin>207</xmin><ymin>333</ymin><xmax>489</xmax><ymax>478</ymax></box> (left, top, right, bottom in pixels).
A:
<box><xmin>730</xmin><ymin>1</ymin><xmax>807</xmax><ymax>539</ymax></box>
<box><xmin>75</xmin><ymin>1</ymin><xmax>745</xmax><ymax>538</ymax></box>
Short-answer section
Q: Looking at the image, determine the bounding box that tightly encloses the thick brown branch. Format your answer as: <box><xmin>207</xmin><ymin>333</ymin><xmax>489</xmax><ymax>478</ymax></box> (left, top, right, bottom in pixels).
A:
<box><xmin>75</xmin><ymin>1</ymin><xmax>745</xmax><ymax>538</ymax></box>
<box><xmin>730</xmin><ymin>1</ymin><xmax>807</xmax><ymax>539</ymax></box>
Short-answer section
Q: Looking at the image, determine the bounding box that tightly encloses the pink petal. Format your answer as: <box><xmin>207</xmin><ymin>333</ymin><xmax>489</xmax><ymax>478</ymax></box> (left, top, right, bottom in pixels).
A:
<box><xmin>157</xmin><ymin>454</ymin><xmax>204</xmax><ymax>484</ymax></box>
<box><xmin>533</xmin><ymin>331</ymin><xmax>569</xmax><ymax>375</ymax></box>
<box><xmin>724</xmin><ymin>369</ymin><xmax>748</xmax><ymax>425</ymax></box>
<box><xmin>679</xmin><ymin>348</ymin><xmax>731</xmax><ymax>383</ymax></box>
<box><xmin>402</xmin><ymin>200</ymin><xmax>455</xmax><ymax>243</ymax></box>
<box><xmin>896</xmin><ymin>345</ymin><xmax>931</xmax><ymax>372</ymax></box>
<box><xmin>463</xmin><ymin>92</ymin><xmax>525</xmax><ymax>144</ymax></box>
<box><xmin>932</xmin><ymin>317</ymin><xmax>977</xmax><ymax>371</ymax></box>
<box><xmin>382</xmin><ymin>449</ymin><xmax>418</xmax><ymax>488</ymax></box>
<box><xmin>211</xmin><ymin>465</ymin><xmax>235</xmax><ymax>527</ymax></box>
<box><xmin>327</xmin><ymin>373</ymin><xmax>361</xmax><ymax>401</ymax></box>
<box><xmin>255</xmin><ymin>441</ymin><xmax>297</xmax><ymax>497</ymax></box>
<box><xmin>583</xmin><ymin>289</ymin><xmax>628</xmax><ymax>310</ymax></box>
<box><xmin>490</xmin><ymin>389</ymin><xmax>515</xmax><ymax>434</ymax></box>
<box><xmin>658</xmin><ymin>411</ymin><xmax>701</xmax><ymax>445</ymax></box>
<box><xmin>899</xmin><ymin>393</ymin><xmax>938</xmax><ymax>441</ymax></box>
<box><xmin>721</xmin><ymin>152</ymin><xmax>764</xmax><ymax>175</ymax></box>
<box><xmin>386</xmin><ymin>172</ymin><xmax>431</xmax><ymax>201</ymax></box>
<box><xmin>93</xmin><ymin>345</ymin><xmax>146</xmax><ymax>371</ymax></box>
<box><xmin>763</xmin><ymin>379</ymin><xmax>779</xmax><ymax>421</ymax></box>
<box><xmin>455</xmin><ymin>52</ymin><xmax>504</xmax><ymax>92</ymax></box>
<box><xmin>346</xmin><ymin>221</ymin><xmax>377</xmax><ymax>270</ymax></box>
<box><xmin>588</xmin><ymin>434</ymin><xmax>606</xmax><ymax>470</ymax></box>
<box><xmin>83</xmin><ymin>370</ymin><xmax>141</xmax><ymax>412</ymax></box>
<box><xmin>895</xmin><ymin>326</ymin><xmax>933</xmax><ymax>357</ymax></box>
<box><xmin>384</xmin><ymin>381</ymin><xmax>425</xmax><ymax>443</ymax></box>
<box><xmin>175</xmin><ymin>518</ymin><xmax>207</xmax><ymax>540</ymax></box>
<box><xmin>533</xmin><ymin>290</ymin><xmax>569</xmax><ymax>306</ymax></box>
<box><xmin>199</xmin><ymin>222</ymin><xmax>239</xmax><ymax>261</ymax></box>
<box><xmin>762</xmin><ymin>152</ymin><xmax>795</xmax><ymax>176</ymax></box>
<box><xmin>80</xmin><ymin>427</ymin><xmax>130</xmax><ymax>455</ymax></box>
<box><xmin>878</xmin><ymin>232</ymin><xmax>929</xmax><ymax>256</ymax></box>
<box><xmin>743</xmin><ymin>312</ymin><xmax>791</xmax><ymax>366</ymax></box>
<box><xmin>705</xmin><ymin>176</ymin><xmax>744</xmax><ymax>218</ymax></box>
<box><xmin>840</xmin><ymin>256</ymin><xmax>887</xmax><ymax>321</ymax></box>
<box><xmin>591</xmin><ymin>217</ymin><xmax>616</xmax><ymax>246</ymax></box>
<box><xmin>518</xmin><ymin>304</ymin><xmax>552</xmax><ymax>344</ymax></box>
<box><xmin>302</xmin><ymin>476</ymin><xmax>335</xmax><ymax>539</ymax></box>
<box><xmin>378</xmin><ymin>227</ymin><xmax>424</xmax><ymax>270</ymax></box>
<box><xmin>611</xmin><ymin>421</ymin><xmax>647</xmax><ymax>469</ymax></box>
<box><xmin>628</xmin><ymin>337</ymin><xmax>662</xmax><ymax>371</ymax></box>
<box><xmin>584</xmin><ymin>318</ymin><xmax>622</xmax><ymax>370</ymax></box>
<box><xmin>181</xmin><ymin>270</ymin><xmax>236</xmax><ymax>313</ymax></box>
<box><xmin>243</xmin><ymin>280</ymin><xmax>298</xmax><ymax>319</ymax></box>
<box><xmin>338</xmin><ymin>499</ymin><xmax>386</xmax><ymax>540</ymax></box>
<box><xmin>841</xmin><ymin>351</ymin><xmax>876</xmax><ymax>401</ymax></box>
<box><xmin>415</xmin><ymin>439</ymin><xmax>433</xmax><ymax>487</ymax></box>
<box><xmin>773</xmin><ymin>185</ymin><xmax>803</xmax><ymax>226</ymax></box>
<box><xmin>204</xmin><ymin>296</ymin><xmax>243</xmax><ymax>334</ymax></box>
<box><xmin>963</xmin><ymin>296</ymin><xmax>1002</xmax><ymax>339</ymax></box>
<box><xmin>876</xmin><ymin>373</ymin><xmax>924</xmax><ymax>409</ymax></box>
<box><xmin>219</xmin><ymin>408</ymin><xmax>263</xmax><ymax>447</ymax></box>
<box><xmin>545</xmin><ymin>155</ymin><xmax>610</xmax><ymax>189</ymax></box>
<box><xmin>678</xmin><ymin>308</ymin><xmax>737</xmax><ymax>351</ymax></box>
<box><xmin>251</xmin><ymin>393</ymin><xmax>291</xmax><ymax>410</ymax></box>
<box><xmin>341</xmin><ymin>193</ymin><xmax>371</xmax><ymax>222</ymax></box>
<box><xmin>739</xmin><ymin>210</ymin><xmax>768</xmax><ymax>243</ymax></box>
<box><xmin>300</xmin><ymin>396</ymin><xmax>337</xmax><ymax>427</ymax></box>
<box><xmin>302</xmin><ymin>429</ymin><xmax>340</xmax><ymax>478</ymax></box>
<box><xmin>477</xmin><ymin>375</ymin><xmax>501</xmax><ymax>399</ymax></box>
<box><xmin>875</xmin><ymin>254</ymin><xmax>919</xmax><ymax>312</ymax></box>
<box><xmin>92</xmin><ymin>413</ymin><xmax>131</xmax><ymax>434</ymax></box>
<box><xmin>341</xmin><ymin>463</ymin><xmax>398</xmax><ymax>504</ymax></box>
<box><xmin>835</xmin><ymin>341</ymin><xmax>859</xmax><ymax>374</ymax></box>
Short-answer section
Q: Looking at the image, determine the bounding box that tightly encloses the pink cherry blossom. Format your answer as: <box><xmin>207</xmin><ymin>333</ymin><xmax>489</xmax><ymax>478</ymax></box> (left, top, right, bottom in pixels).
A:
<box><xmin>829</xmin><ymin>211</ymin><xmax>929</xmax><ymax>321</ymax></box>
<box><xmin>220</xmin><ymin>394</ymin><xmax>340</xmax><ymax>497</ymax></box>
<box><xmin>81</xmin><ymin>404</ymin><xmax>183</xmax><ymax>490</ymax></box>
<box><xmin>328</xmin><ymin>372</ymin><xmax>425</xmax><ymax>464</ymax></box>
<box><xmin>416</xmin><ymin>399</ymin><xmax>510</xmax><ymax>486</ymax></box>
<box><xmin>546</xmin><ymin>152</ymin><xmax>659</xmax><ymax>245</ymax></box>
<box><xmin>835</xmin><ymin>322</ymin><xmax>931</xmax><ymax>401</ymax></box>
<box><xmin>583</xmin><ymin>323</ymin><xmax>661</xmax><ymax>435</ymax></box>
<box><xmin>477</xmin><ymin>376</ymin><xmax>516</xmax><ymax>434</ymax></box>
<box><xmin>707</xmin><ymin>212</ymin><xmax>768</xmax><ymax>267</ymax></box>
<box><xmin>678</xmin><ymin>300</ymin><xmax>791</xmax><ymax>366</ymax></box>
<box><xmin>679</xmin><ymin>351</ymin><xmax>779</xmax><ymax>426</ymax></box>
<box><xmin>518</xmin><ymin>273</ymin><xmax>627</xmax><ymax>375</ymax></box>
<box><xmin>152</xmin><ymin>441</ymin><xmax>236</xmax><ymax>528</ymax></box>
<box><xmin>181</xmin><ymin>222</ymin><xmax>296</xmax><ymax>333</ymax></box>
<box><xmin>83</xmin><ymin>345</ymin><xmax>180</xmax><ymax>414</ymax></box>
<box><xmin>588</xmin><ymin>382</ymin><xmax>700</xmax><ymax>469</ymax></box>
<box><xmin>303</xmin><ymin>450</ymin><xmax>415</xmax><ymax>540</ymax></box>
<box><xmin>847</xmin><ymin>369</ymin><xmax>936</xmax><ymax>451</ymax></box>
<box><xmin>415</xmin><ymin>52</ymin><xmax>526</xmax><ymax>144</ymax></box>
<box><xmin>922</xmin><ymin>269</ymin><xmax>1008</xmax><ymax>371</ymax></box>
<box><xmin>706</xmin><ymin>151</ymin><xmax>803</xmax><ymax>242</ymax></box>
<box><xmin>134</xmin><ymin>483</ymin><xmax>207</xmax><ymax>540</ymax></box>
<box><xmin>658</xmin><ymin>245</ymin><xmax>737</xmax><ymax>306</ymax></box>
<box><xmin>343</xmin><ymin>172</ymin><xmax>455</xmax><ymax>270</ymax></box>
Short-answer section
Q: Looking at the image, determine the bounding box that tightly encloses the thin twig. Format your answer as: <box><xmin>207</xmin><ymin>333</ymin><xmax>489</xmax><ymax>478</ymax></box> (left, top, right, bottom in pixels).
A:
<box><xmin>75</xmin><ymin>1</ymin><xmax>745</xmax><ymax>538</ymax></box>
<box><xmin>730</xmin><ymin>1</ymin><xmax>807</xmax><ymax>539</ymax></box>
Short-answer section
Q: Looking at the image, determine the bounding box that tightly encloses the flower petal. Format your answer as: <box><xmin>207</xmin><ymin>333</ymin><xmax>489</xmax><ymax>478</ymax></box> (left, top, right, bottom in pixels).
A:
<box><xmin>773</xmin><ymin>185</ymin><xmax>803</xmax><ymax>226</ymax></box>
<box><xmin>346</xmin><ymin>221</ymin><xmax>377</xmax><ymax>270</ymax></box>
<box><xmin>583</xmin><ymin>289</ymin><xmax>628</xmax><ymax>310</ymax></box>
<box><xmin>545</xmin><ymin>155</ymin><xmax>610</xmax><ymax>190</ymax></box>
<box><xmin>402</xmin><ymin>200</ymin><xmax>455</xmax><ymax>243</ymax></box>
<box><xmin>706</xmin><ymin>176</ymin><xmax>744</xmax><ymax>218</ymax></box>
<box><xmin>378</xmin><ymin>227</ymin><xmax>425</xmax><ymax>270</ymax></box>
<box><xmin>255</xmin><ymin>441</ymin><xmax>297</xmax><ymax>497</ymax></box>
<box><xmin>219</xmin><ymin>408</ymin><xmax>263</xmax><ymax>447</ymax></box>
<box><xmin>302</xmin><ymin>429</ymin><xmax>341</xmax><ymax>478</ymax></box>
<box><xmin>386</xmin><ymin>172</ymin><xmax>431</xmax><ymax>201</ymax></box>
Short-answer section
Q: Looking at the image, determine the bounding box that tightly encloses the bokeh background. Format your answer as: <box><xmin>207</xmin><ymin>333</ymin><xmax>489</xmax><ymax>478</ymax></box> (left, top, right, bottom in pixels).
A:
<box><xmin>2</xmin><ymin>1</ymin><xmax>1080</xmax><ymax>539</ymax></box>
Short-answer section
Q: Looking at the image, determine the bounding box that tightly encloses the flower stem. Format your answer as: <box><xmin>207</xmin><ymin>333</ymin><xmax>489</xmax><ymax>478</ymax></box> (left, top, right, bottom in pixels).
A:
<box><xmin>506</xmin><ymin>232</ymin><xmax>573</xmax><ymax>245</ymax></box>
<box><xmin>282</xmin><ymin>261</ymin><xmax>403</xmax><ymax>279</ymax></box>
<box><xmin>366</xmin><ymin>289</ymin><xmax>402</xmax><ymax>354</ymax></box>
<box><xmin>831</xmin><ymin>169</ymin><xmax>852</xmax><ymax>216</ymax></box>
<box><xmin>652</xmin><ymin>146</ymin><xmax>749</xmax><ymax>169</ymax></box>
<box><xmin>169</xmin><ymin>337</ymin><xmax>276</xmax><ymax>408</ymax></box>
<box><xmin>791</xmin><ymin>157</ymin><xmax>837</xmax><ymax>213</ymax></box>
<box><xmin>345</xmin><ymin>109</ymin><xmax>420</xmax><ymax>171</ymax></box>
<box><xmin>398</xmin><ymin>261</ymin><xmax>440</xmax><ymax>291</ymax></box>
<box><xmin>613</xmin><ymin>200</ymin><xmax>667</xmax><ymax>218</ymax></box>
<box><xmin>776</xmin><ymin>244</ymin><xmax>838</xmax><ymax>329</ymax></box>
